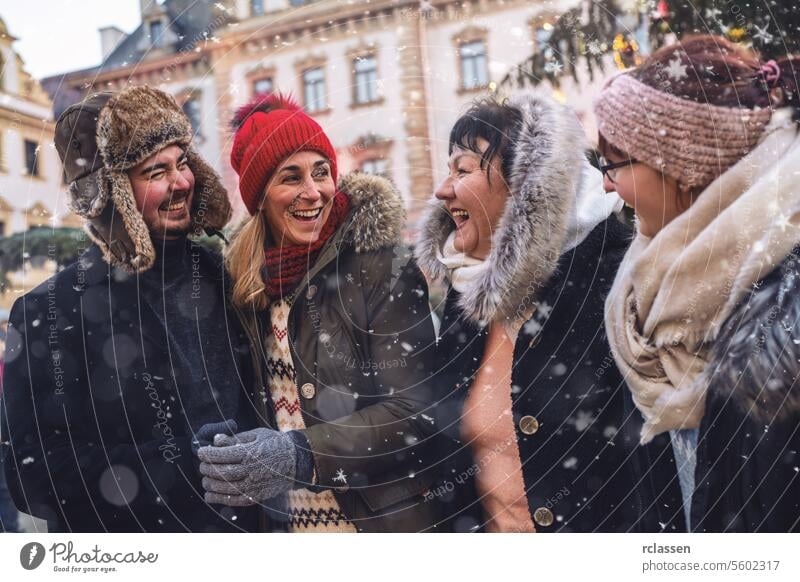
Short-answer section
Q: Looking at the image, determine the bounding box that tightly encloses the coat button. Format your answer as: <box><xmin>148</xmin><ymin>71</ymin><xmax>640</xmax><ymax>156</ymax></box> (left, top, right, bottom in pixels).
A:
<box><xmin>306</xmin><ymin>284</ymin><xmax>317</xmax><ymax>300</ymax></box>
<box><xmin>300</xmin><ymin>383</ymin><xmax>316</xmax><ymax>399</ymax></box>
<box><xmin>519</xmin><ymin>415</ymin><xmax>539</xmax><ymax>435</ymax></box>
<box><xmin>533</xmin><ymin>507</ymin><xmax>553</xmax><ymax>527</ymax></box>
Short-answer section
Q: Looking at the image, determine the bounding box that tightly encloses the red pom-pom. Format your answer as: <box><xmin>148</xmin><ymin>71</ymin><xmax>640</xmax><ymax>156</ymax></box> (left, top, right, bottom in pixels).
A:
<box><xmin>229</xmin><ymin>92</ymin><xmax>301</xmax><ymax>130</ymax></box>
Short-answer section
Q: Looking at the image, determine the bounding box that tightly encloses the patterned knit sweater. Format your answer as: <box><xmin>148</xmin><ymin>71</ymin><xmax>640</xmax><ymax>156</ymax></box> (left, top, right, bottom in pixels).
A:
<box><xmin>267</xmin><ymin>298</ymin><xmax>356</xmax><ymax>533</ymax></box>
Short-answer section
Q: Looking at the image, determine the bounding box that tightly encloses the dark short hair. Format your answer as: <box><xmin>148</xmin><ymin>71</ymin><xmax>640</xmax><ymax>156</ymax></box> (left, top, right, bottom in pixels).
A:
<box><xmin>448</xmin><ymin>97</ymin><xmax>523</xmax><ymax>182</ymax></box>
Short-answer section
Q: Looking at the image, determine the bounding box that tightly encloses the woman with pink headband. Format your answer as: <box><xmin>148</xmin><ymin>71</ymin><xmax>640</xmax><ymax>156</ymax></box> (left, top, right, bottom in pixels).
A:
<box><xmin>594</xmin><ymin>35</ymin><xmax>800</xmax><ymax>532</ymax></box>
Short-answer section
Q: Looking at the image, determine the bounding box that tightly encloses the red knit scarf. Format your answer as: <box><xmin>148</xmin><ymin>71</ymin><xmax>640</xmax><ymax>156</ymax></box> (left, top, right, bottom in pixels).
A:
<box><xmin>264</xmin><ymin>192</ymin><xmax>350</xmax><ymax>300</ymax></box>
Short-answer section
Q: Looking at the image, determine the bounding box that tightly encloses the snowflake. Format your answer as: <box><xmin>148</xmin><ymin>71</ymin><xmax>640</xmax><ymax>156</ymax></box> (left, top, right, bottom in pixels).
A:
<box><xmin>537</xmin><ymin>301</ymin><xmax>553</xmax><ymax>319</ymax></box>
<box><xmin>752</xmin><ymin>23</ymin><xmax>775</xmax><ymax>44</ymax></box>
<box><xmin>333</xmin><ymin>469</ymin><xmax>347</xmax><ymax>484</ymax></box>
<box><xmin>776</xmin><ymin>213</ymin><xmax>794</xmax><ymax>232</ymax></box>
<box><xmin>345</xmin><ymin>273</ymin><xmax>355</xmax><ymax>284</ymax></box>
<box><xmin>572</xmin><ymin>410</ymin><xmax>596</xmax><ymax>432</ymax></box>
<box><xmin>522</xmin><ymin>319</ymin><xmax>542</xmax><ymax>337</ymax></box>
<box><xmin>586</xmin><ymin>39</ymin><xmax>603</xmax><ymax>56</ymax></box>
<box><xmin>544</xmin><ymin>59</ymin><xmax>563</xmax><ymax>74</ymax></box>
<box><xmin>664</xmin><ymin>56</ymin><xmax>688</xmax><ymax>81</ymax></box>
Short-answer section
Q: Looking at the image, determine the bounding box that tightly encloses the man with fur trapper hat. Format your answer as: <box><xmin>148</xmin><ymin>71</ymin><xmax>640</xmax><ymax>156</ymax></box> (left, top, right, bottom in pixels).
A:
<box><xmin>0</xmin><ymin>86</ymin><xmax>262</xmax><ymax>532</ymax></box>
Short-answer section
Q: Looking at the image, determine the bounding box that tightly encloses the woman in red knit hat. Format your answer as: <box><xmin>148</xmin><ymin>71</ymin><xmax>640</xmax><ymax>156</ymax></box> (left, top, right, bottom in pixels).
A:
<box><xmin>196</xmin><ymin>93</ymin><xmax>443</xmax><ymax>532</ymax></box>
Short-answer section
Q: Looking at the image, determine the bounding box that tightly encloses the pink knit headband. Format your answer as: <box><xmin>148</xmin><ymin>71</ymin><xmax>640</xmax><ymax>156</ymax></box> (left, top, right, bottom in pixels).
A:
<box><xmin>593</xmin><ymin>73</ymin><xmax>772</xmax><ymax>188</ymax></box>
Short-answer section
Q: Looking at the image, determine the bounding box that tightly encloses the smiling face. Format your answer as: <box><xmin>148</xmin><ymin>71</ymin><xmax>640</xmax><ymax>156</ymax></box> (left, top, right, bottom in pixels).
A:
<box><xmin>260</xmin><ymin>150</ymin><xmax>336</xmax><ymax>247</ymax></box>
<box><xmin>600</xmin><ymin>137</ymin><xmax>686</xmax><ymax>237</ymax></box>
<box><xmin>127</xmin><ymin>144</ymin><xmax>194</xmax><ymax>240</ymax></box>
<box><xmin>434</xmin><ymin>138</ymin><xmax>509</xmax><ymax>260</ymax></box>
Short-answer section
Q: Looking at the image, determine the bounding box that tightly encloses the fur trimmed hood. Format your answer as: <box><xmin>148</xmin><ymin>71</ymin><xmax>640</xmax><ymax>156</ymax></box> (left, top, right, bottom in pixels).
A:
<box><xmin>414</xmin><ymin>94</ymin><xmax>591</xmax><ymax>324</ymax></box>
<box><xmin>57</xmin><ymin>86</ymin><xmax>231</xmax><ymax>273</ymax></box>
<box><xmin>338</xmin><ymin>171</ymin><xmax>405</xmax><ymax>253</ymax></box>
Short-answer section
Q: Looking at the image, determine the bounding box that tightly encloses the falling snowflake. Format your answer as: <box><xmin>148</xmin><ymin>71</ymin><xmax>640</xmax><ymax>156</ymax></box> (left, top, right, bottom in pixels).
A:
<box><xmin>572</xmin><ymin>410</ymin><xmax>596</xmax><ymax>432</ymax></box>
<box><xmin>586</xmin><ymin>39</ymin><xmax>603</xmax><ymax>56</ymax></box>
<box><xmin>523</xmin><ymin>319</ymin><xmax>542</xmax><ymax>337</ymax></box>
<box><xmin>21</xmin><ymin>456</ymin><xmax>35</xmax><ymax>465</ymax></box>
<box><xmin>752</xmin><ymin>23</ymin><xmax>775</xmax><ymax>44</ymax></box>
<box><xmin>664</xmin><ymin>56</ymin><xmax>688</xmax><ymax>81</ymax></box>
<box><xmin>333</xmin><ymin>469</ymin><xmax>347</xmax><ymax>484</ymax></box>
<box><xmin>544</xmin><ymin>59</ymin><xmax>563</xmax><ymax>74</ymax></box>
<box><xmin>345</xmin><ymin>273</ymin><xmax>355</xmax><ymax>284</ymax></box>
<box><xmin>537</xmin><ymin>301</ymin><xmax>553</xmax><ymax>319</ymax></box>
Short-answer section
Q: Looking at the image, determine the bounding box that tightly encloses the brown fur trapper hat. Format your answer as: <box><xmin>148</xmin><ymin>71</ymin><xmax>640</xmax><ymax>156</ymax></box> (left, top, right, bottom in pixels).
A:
<box><xmin>55</xmin><ymin>85</ymin><xmax>231</xmax><ymax>273</ymax></box>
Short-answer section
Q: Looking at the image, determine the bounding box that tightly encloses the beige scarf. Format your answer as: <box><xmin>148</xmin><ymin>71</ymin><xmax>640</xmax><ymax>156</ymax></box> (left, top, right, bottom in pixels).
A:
<box><xmin>606</xmin><ymin>109</ymin><xmax>800</xmax><ymax>444</ymax></box>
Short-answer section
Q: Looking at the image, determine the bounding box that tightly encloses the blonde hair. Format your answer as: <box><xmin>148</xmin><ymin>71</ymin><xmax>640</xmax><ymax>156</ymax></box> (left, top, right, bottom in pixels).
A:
<box><xmin>225</xmin><ymin>213</ymin><xmax>270</xmax><ymax>311</ymax></box>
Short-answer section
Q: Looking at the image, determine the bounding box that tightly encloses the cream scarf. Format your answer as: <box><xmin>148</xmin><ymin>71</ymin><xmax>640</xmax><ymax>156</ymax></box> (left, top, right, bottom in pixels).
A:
<box><xmin>605</xmin><ymin>109</ymin><xmax>800</xmax><ymax>444</ymax></box>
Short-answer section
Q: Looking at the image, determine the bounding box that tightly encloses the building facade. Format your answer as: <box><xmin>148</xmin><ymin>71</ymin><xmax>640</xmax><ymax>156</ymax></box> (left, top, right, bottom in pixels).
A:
<box><xmin>43</xmin><ymin>0</ymin><xmax>616</xmax><ymax>236</ymax></box>
<box><xmin>0</xmin><ymin>17</ymin><xmax>78</xmax><ymax>236</ymax></box>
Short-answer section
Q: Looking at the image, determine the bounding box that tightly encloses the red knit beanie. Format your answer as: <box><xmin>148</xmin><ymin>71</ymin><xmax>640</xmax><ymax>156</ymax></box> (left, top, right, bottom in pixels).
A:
<box><xmin>230</xmin><ymin>93</ymin><xmax>338</xmax><ymax>215</ymax></box>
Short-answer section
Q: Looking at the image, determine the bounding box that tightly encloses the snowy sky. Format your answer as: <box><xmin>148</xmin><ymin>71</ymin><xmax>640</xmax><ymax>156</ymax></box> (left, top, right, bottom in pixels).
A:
<box><xmin>1</xmin><ymin>0</ymin><xmax>141</xmax><ymax>80</ymax></box>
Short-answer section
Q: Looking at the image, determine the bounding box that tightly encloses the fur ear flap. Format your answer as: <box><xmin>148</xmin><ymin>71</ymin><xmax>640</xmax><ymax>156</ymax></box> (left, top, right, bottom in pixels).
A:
<box><xmin>104</xmin><ymin>170</ymin><xmax>156</xmax><ymax>273</ymax></box>
<box><xmin>186</xmin><ymin>147</ymin><xmax>232</xmax><ymax>235</ymax></box>
<box><xmin>68</xmin><ymin>170</ymin><xmax>110</xmax><ymax>219</ymax></box>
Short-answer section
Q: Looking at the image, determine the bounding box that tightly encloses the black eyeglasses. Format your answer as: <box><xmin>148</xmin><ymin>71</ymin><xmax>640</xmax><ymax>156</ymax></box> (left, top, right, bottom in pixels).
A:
<box><xmin>599</xmin><ymin>156</ymin><xmax>639</xmax><ymax>184</ymax></box>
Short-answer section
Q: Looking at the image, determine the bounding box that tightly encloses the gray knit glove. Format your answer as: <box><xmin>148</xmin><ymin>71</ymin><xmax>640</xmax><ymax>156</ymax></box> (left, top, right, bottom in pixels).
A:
<box><xmin>197</xmin><ymin>427</ymin><xmax>297</xmax><ymax>507</ymax></box>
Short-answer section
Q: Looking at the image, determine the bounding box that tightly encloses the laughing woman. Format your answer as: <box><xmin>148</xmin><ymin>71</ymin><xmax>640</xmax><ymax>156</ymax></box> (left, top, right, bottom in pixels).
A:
<box><xmin>196</xmin><ymin>94</ymin><xmax>440</xmax><ymax>532</ymax></box>
<box><xmin>595</xmin><ymin>35</ymin><xmax>800</xmax><ymax>532</ymax></box>
<box><xmin>416</xmin><ymin>95</ymin><xmax>638</xmax><ymax>532</ymax></box>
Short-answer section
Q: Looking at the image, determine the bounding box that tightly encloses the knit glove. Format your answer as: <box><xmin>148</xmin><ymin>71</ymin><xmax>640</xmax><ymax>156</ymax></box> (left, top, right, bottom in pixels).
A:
<box><xmin>197</xmin><ymin>428</ymin><xmax>311</xmax><ymax>507</ymax></box>
<box><xmin>190</xmin><ymin>419</ymin><xmax>238</xmax><ymax>456</ymax></box>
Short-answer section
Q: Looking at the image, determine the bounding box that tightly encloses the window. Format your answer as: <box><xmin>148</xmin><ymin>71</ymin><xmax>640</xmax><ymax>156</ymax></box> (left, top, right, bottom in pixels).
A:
<box><xmin>251</xmin><ymin>0</ymin><xmax>264</xmax><ymax>16</ymax></box>
<box><xmin>150</xmin><ymin>20</ymin><xmax>164</xmax><ymax>47</ymax></box>
<box><xmin>24</xmin><ymin>140</ymin><xmax>40</xmax><ymax>177</ymax></box>
<box><xmin>182</xmin><ymin>97</ymin><xmax>202</xmax><ymax>136</ymax></box>
<box><xmin>459</xmin><ymin>40</ymin><xmax>488</xmax><ymax>90</ymax></box>
<box><xmin>353</xmin><ymin>56</ymin><xmax>379</xmax><ymax>105</ymax></box>
<box><xmin>303</xmin><ymin>67</ymin><xmax>326</xmax><ymax>113</ymax></box>
<box><xmin>361</xmin><ymin>158</ymin><xmax>388</xmax><ymax>177</ymax></box>
<box><xmin>253</xmin><ymin>76</ymin><xmax>273</xmax><ymax>95</ymax></box>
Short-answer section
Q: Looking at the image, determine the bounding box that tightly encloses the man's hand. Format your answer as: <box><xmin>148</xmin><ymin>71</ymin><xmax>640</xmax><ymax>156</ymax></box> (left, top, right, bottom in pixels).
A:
<box><xmin>197</xmin><ymin>428</ymin><xmax>300</xmax><ymax>507</ymax></box>
<box><xmin>191</xmin><ymin>419</ymin><xmax>238</xmax><ymax>456</ymax></box>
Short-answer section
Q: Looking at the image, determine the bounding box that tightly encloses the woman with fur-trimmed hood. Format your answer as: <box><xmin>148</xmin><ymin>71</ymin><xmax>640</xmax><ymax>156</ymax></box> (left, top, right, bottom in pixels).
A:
<box><xmin>196</xmin><ymin>94</ymin><xmax>442</xmax><ymax>532</ymax></box>
<box><xmin>416</xmin><ymin>95</ymin><xmax>638</xmax><ymax>532</ymax></box>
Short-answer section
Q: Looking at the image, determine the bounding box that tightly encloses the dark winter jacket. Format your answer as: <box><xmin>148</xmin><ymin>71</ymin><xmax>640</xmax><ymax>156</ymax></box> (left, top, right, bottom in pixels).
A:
<box><xmin>234</xmin><ymin>173</ymin><xmax>443</xmax><ymax>533</ymax></box>
<box><xmin>629</xmin><ymin>249</ymin><xmax>800</xmax><ymax>532</ymax></box>
<box><xmin>0</xmin><ymin>240</ymin><xmax>262</xmax><ymax>532</ymax></box>
<box><xmin>415</xmin><ymin>94</ymin><xmax>638</xmax><ymax>532</ymax></box>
